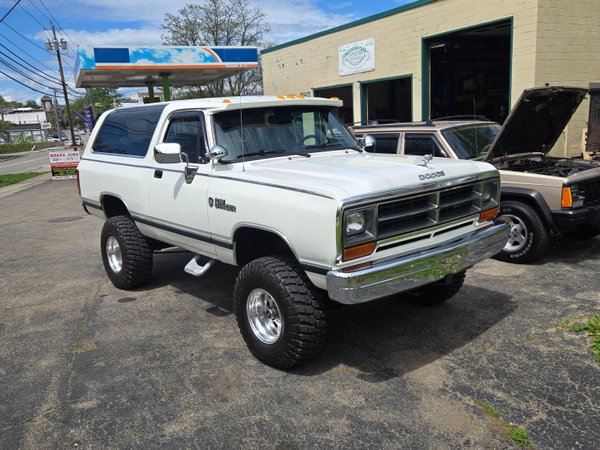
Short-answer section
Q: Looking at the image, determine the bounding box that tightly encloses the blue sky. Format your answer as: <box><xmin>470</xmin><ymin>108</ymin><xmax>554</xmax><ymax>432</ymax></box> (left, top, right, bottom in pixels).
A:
<box><xmin>0</xmin><ymin>0</ymin><xmax>416</xmax><ymax>103</ymax></box>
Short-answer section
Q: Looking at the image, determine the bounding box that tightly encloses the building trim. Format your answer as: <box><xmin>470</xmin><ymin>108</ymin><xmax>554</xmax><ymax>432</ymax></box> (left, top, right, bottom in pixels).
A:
<box><xmin>262</xmin><ymin>0</ymin><xmax>439</xmax><ymax>54</ymax></box>
<box><xmin>313</xmin><ymin>82</ymin><xmax>354</xmax><ymax>93</ymax></box>
<box><xmin>420</xmin><ymin>16</ymin><xmax>514</xmax><ymax>121</ymax></box>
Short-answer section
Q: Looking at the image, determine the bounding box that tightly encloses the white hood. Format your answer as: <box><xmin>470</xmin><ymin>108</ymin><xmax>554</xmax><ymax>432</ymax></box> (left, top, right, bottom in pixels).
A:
<box><xmin>221</xmin><ymin>151</ymin><xmax>497</xmax><ymax>200</ymax></box>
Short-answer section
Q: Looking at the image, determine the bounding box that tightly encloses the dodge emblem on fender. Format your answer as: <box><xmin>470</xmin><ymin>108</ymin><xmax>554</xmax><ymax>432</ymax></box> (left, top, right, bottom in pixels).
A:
<box><xmin>208</xmin><ymin>197</ymin><xmax>214</xmax><ymax>207</ymax></box>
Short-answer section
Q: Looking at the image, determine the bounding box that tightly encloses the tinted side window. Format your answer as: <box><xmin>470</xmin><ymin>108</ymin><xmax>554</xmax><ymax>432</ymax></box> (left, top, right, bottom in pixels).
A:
<box><xmin>404</xmin><ymin>134</ymin><xmax>444</xmax><ymax>157</ymax></box>
<box><xmin>370</xmin><ymin>134</ymin><xmax>399</xmax><ymax>154</ymax></box>
<box><xmin>164</xmin><ymin>115</ymin><xmax>206</xmax><ymax>164</ymax></box>
<box><xmin>93</xmin><ymin>105</ymin><xmax>166</xmax><ymax>156</ymax></box>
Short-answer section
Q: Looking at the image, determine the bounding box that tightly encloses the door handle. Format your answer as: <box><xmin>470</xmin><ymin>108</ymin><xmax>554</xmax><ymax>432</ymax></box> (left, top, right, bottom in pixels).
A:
<box><xmin>154</xmin><ymin>170</ymin><xmax>163</xmax><ymax>179</ymax></box>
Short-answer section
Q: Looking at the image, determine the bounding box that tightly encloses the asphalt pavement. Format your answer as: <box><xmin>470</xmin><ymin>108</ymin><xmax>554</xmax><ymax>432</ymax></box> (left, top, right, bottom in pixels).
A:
<box><xmin>0</xmin><ymin>147</ymin><xmax>60</xmax><ymax>175</ymax></box>
<box><xmin>1</xmin><ymin>179</ymin><xmax>599</xmax><ymax>448</ymax></box>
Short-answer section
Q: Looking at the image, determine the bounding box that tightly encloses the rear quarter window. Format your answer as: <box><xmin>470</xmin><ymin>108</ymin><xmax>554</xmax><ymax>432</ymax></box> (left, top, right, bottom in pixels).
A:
<box><xmin>92</xmin><ymin>105</ymin><xmax>166</xmax><ymax>156</ymax></box>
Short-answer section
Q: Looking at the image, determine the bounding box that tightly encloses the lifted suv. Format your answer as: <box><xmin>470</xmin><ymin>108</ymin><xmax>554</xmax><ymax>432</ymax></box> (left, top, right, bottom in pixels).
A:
<box><xmin>353</xmin><ymin>86</ymin><xmax>600</xmax><ymax>263</ymax></box>
<box><xmin>78</xmin><ymin>96</ymin><xmax>508</xmax><ymax>369</ymax></box>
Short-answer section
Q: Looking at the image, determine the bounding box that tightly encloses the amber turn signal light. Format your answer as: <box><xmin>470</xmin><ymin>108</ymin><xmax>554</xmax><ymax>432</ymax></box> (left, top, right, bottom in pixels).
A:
<box><xmin>479</xmin><ymin>207</ymin><xmax>499</xmax><ymax>222</ymax></box>
<box><xmin>561</xmin><ymin>186</ymin><xmax>573</xmax><ymax>208</ymax></box>
<box><xmin>342</xmin><ymin>241</ymin><xmax>376</xmax><ymax>261</ymax></box>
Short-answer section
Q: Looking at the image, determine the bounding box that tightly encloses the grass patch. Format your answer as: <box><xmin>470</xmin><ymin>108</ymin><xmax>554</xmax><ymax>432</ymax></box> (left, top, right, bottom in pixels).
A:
<box><xmin>510</xmin><ymin>425</ymin><xmax>530</xmax><ymax>446</ymax></box>
<box><xmin>0</xmin><ymin>172</ymin><xmax>44</xmax><ymax>188</ymax></box>
<box><xmin>475</xmin><ymin>400</ymin><xmax>532</xmax><ymax>448</ymax></box>
<box><xmin>569</xmin><ymin>315</ymin><xmax>600</xmax><ymax>362</ymax></box>
<box><xmin>477</xmin><ymin>401</ymin><xmax>501</xmax><ymax>418</ymax></box>
<box><xmin>0</xmin><ymin>142</ymin><xmax>60</xmax><ymax>154</ymax></box>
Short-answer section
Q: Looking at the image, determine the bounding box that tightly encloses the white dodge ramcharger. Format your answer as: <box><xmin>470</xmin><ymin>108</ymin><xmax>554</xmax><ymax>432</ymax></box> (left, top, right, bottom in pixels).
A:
<box><xmin>77</xmin><ymin>96</ymin><xmax>509</xmax><ymax>369</ymax></box>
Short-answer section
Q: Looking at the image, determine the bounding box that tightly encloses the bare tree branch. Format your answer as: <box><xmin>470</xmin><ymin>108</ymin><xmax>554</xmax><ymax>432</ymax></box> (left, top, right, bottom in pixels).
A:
<box><xmin>161</xmin><ymin>0</ymin><xmax>270</xmax><ymax>98</ymax></box>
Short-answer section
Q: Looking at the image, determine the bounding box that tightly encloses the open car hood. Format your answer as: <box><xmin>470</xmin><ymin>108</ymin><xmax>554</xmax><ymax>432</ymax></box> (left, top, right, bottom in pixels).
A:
<box><xmin>485</xmin><ymin>86</ymin><xmax>588</xmax><ymax>162</ymax></box>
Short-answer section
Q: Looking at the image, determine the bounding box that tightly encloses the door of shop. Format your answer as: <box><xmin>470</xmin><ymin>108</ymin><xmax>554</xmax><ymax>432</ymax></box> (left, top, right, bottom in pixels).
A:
<box><xmin>313</xmin><ymin>85</ymin><xmax>353</xmax><ymax>125</ymax></box>
<box><xmin>425</xmin><ymin>20</ymin><xmax>511</xmax><ymax>124</ymax></box>
<box><xmin>360</xmin><ymin>76</ymin><xmax>412</xmax><ymax>125</ymax></box>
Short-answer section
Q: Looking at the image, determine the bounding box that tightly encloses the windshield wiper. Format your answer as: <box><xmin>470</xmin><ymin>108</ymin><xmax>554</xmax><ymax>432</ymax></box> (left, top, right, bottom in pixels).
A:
<box><xmin>237</xmin><ymin>149</ymin><xmax>286</xmax><ymax>158</ymax></box>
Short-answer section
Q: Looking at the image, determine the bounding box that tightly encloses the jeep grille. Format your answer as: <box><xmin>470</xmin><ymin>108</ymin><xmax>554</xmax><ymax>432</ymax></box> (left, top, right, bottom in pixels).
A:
<box><xmin>580</xmin><ymin>179</ymin><xmax>600</xmax><ymax>206</ymax></box>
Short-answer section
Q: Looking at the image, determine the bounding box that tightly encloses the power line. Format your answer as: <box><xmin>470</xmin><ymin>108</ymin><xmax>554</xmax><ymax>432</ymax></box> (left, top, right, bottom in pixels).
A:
<box><xmin>0</xmin><ymin>47</ymin><xmax>61</xmax><ymax>84</ymax></box>
<box><xmin>0</xmin><ymin>30</ymin><xmax>55</xmax><ymax>72</ymax></box>
<box><xmin>0</xmin><ymin>69</ymin><xmax>50</xmax><ymax>96</ymax></box>
<box><xmin>1</xmin><ymin>22</ymin><xmax>48</xmax><ymax>52</ymax></box>
<box><xmin>0</xmin><ymin>0</ymin><xmax>22</xmax><ymax>24</ymax></box>
<box><xmin>0</xmin><ymin>57</ymin><xmax>56</xmax><ymax>90</ymax></box>
<box><xmin>17</xmin><ymin>2</ymin><xmax>46</xmax><ymax>28</ymax></box>
<box><xmin>0</xmin><ymin>40</ymin><xmax>61</xmax><ymax>81</ymax></box>
<box><xmin>36</xmin><ymin>0</ymin><xmax>58</xmax><ymax>29</ymax></box>
<box><xmin>26</xmin><ymin>0</ymin><xmax>51</xmax><ymax>25</ymax></box>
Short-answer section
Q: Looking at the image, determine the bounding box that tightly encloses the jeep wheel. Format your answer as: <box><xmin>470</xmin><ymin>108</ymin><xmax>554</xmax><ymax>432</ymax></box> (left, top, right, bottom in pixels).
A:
<box><xmin>233</xmin><ymin>256</ymin><xmax>327</xmax><ymax>370</ymax></box>
<box><xmin>494</xmin><ymin>201</ymin><xmax>548</xmax><ymax>263</ymax></box>
<box><xmin>100</xmin><ymin>215</ymin><xmax>153</xmax><ymax>290</ymax></box>
<box><xmin>407</xmin><ymin>270</ymin><xmax>466</xmax><ymax>306</ymax></box>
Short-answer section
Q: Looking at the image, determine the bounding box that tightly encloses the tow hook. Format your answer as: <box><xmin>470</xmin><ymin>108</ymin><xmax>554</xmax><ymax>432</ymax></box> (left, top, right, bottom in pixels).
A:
<box><xmin>184</xmin><ymin>256</ymin><xmax>215</xmax><ymax>277</ymax></box>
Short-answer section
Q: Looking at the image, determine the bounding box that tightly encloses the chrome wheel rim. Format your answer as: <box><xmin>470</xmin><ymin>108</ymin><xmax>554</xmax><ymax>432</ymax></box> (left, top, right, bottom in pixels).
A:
<box><xmin>106</xmin><ymin>236</ymin><xmax>123</xmax><ymax>273</ymax></box>
<box><xmin>497</xmin><ymin>214</ymin><xmax>528</xmax><ymax>253</ymax></box>
<box><xmin>246</xmin><ymin>288</ymin><xmax>283</xmax><ymax>344</ymax></box>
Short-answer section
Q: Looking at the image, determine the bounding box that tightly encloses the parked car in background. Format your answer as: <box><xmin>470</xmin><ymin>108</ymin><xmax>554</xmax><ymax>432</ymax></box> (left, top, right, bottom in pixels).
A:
<box><xmin>353</xmin><ymin>86</ymin><xmax>600</xmax><ymax>263</ymax></box>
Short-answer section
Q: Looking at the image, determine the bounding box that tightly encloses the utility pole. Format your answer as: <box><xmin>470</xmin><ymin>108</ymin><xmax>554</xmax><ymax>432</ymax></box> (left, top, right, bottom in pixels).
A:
<box><xmin>52</xmin><ymin>87</ymin><xmax>62</xmax><ymax>141</ymax></box>
<box><xmin>46</xmin><ymin>25</ymin><xmax>75</xmax><ymax>146</ymax></box>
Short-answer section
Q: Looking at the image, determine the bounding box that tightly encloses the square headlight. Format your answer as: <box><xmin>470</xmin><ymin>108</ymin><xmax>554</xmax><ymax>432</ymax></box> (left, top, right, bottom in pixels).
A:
<box><xmin>344</xmin><ymin>207</ymin><xmax>376</xmax><ymax>246</ymax></box>
<box><xmin>346</xmin><ymin>211</ymin><xmax>366</xmax><ymax>236</ymax></box>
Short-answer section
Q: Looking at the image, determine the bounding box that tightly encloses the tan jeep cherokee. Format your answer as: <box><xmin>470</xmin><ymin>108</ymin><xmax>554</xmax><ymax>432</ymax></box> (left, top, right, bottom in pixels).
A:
<box><xmin>353</xmin><ymin>86</ymin><xmax>600</xmax><ymax>263</ymax></box>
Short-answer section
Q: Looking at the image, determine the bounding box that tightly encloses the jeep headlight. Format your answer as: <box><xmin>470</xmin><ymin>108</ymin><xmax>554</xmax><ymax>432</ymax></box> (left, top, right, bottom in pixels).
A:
<box><xmin>562</xmin><ymin>184</ymin><xmax>585</xmax><ymax>209</ymax></box>
<box><xmin>343</xmin><ymin>207</ymin><xmax>376</xmax><ymax>246</ymax></box>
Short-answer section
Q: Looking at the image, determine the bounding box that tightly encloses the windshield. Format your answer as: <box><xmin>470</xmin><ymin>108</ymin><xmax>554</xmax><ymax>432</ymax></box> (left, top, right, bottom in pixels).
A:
<box><xmin>213</xmin><ymin>105</ymin><xmax>359</xmax><ymax>162</ymax></box>
<box><xmin>441</xmin><ymin>123</ymin><xmax>501</xmax><ymax>160</ymax></box>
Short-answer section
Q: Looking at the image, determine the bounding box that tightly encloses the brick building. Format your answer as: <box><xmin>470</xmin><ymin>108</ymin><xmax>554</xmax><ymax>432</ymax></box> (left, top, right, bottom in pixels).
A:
<box><xmin>261</xmin><ymin>0</ymin><xmax>600</xmax><ymax>156</ymax></box>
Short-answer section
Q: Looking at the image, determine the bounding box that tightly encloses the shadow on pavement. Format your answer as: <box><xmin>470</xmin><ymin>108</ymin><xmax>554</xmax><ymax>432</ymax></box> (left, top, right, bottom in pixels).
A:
<box><xmin>149</xmin><ymin>251</ymin><xmax>516</xmax><ymax>380</ymax></box>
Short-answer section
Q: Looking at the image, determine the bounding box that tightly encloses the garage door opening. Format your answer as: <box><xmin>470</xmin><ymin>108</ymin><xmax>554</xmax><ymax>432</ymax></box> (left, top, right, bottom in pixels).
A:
<box><xmin>314</xmin><ymin>85</ymin><xmax>353</xmax><ymax>124</ymax></box>
<box><xmin>361</xmin><ymin>77</ymin><xmax>412</xmax><ymax>124</ymax></box>
<box><xmin>426</xmin><ymin>20</ymin><xmax>511</xmax><ymax>124</ymax></box>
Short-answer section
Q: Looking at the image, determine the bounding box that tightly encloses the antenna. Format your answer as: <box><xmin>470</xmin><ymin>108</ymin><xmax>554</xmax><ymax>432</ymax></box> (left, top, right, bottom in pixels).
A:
<box><xmin>238</xmin><ymin>59</ymin><xmax>246</xmax><ymax>172</ymax></box>
<box><xmin>473</xmin><ymin>97</ymin><xmax>479</xmax><ymax>157</ymax></box>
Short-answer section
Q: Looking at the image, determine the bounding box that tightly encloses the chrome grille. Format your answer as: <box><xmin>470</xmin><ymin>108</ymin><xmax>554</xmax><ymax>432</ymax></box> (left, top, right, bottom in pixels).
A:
<box><xmin>376</xmin><ymin>182</ymin><xmax>483</xmax><ymax>239</ymax></box>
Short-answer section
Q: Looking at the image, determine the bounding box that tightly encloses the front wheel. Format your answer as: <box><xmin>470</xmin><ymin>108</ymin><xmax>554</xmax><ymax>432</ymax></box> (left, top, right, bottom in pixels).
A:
<box><xmin>100</xmin><ymin>215</ymin><xmax>153</xmax><ymax>290</ymax></box>
<box><xmin>233</xmin><ymin>256</ymin><xmax>327</xmax><ymax>370</ymax></box>
<box><xmin>493</xmin><ymin>201</ymin><xmax>549</xmax><ymax>263</ymax></box>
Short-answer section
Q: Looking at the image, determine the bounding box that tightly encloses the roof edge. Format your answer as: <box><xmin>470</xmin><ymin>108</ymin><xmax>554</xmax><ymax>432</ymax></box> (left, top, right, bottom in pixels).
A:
<box><xmin>262</xmin><ymin>0</ymin><xmax>437</xmax><ymax>54</ymax></box>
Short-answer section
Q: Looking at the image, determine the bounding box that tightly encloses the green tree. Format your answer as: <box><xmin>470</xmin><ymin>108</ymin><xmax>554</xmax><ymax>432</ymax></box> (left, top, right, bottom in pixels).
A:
<box><xmin>24</xmin><ymin>100</ymin><xmax>38</xmax><ymax>109</ymax></box>
<box><xmin>0</xmin><ymin>120</ymin><xmax>9</xmax><ymax>140</ymax></box>
<box><xmin>161</xmin><ymin>0</ymin><xmax>270</xmax><ymax>97</ymax></box>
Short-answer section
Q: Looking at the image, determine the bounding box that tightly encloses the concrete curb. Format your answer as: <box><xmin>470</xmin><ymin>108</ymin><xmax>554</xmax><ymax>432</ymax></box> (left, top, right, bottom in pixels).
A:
<box><xmin>0</xmin><ymin>172</ymin><xmax>55</xmax><ymax>199</ymax></box>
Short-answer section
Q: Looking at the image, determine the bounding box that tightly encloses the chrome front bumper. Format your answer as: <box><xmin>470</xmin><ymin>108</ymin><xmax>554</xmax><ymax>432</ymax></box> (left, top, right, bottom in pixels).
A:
<box><xmin>326</xmin><ymin>223</ymin><xmax>510</xmax><ymax>304</ymax></box>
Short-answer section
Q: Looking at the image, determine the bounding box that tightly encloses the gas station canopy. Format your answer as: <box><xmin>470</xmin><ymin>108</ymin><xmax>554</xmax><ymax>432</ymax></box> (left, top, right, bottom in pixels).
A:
<box><xmin>75</xmin><ymin>46</ymin><xmax>259</xmax><ymax>88</ymax></box>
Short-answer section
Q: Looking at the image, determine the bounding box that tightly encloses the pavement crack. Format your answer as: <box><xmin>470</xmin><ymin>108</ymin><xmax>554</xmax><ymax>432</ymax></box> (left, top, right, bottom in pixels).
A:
<box><xmin>65</xmin><ymin>280</ymin><xmax>106</xmax><ymax>403</ymax></box>
<box><xmin>0</xmin><ymin>407</ymin><xmax>57</xmax><ymax>433</ymax></box>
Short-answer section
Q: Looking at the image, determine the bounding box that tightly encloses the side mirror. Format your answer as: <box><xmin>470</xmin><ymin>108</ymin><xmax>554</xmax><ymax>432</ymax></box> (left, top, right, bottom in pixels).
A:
<box><xmin>208</xmin><ymin>145</ymin><xmax>228</xmax><ymax>162</ymax></box>
<box><xmin>154</xmin><ymin>143</ymin><xmax>182</xmax><ymax>164</ymax></box>
<box><xmin>360</xmin><ymin>135</ymin><xmax>376</xmax><ymax>151</ymax></box>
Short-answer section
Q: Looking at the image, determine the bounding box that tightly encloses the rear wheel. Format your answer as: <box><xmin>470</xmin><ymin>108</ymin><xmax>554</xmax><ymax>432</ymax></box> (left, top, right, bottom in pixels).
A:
<box><xmin>100</xmin><ymin>215</ymin><xmax>153</xmax><ymax>290</ymax></box>
<box><xmin>493</xmin><ymin>201</ymin><xmax>549</xmax><ymax>263</ymax></box>
<box><xmin>233</xmin><ymin>256</ymin><xmax>327</xmax><ymax>370</ymax></box>
<box><xmin>407</xmin><ymin>270</ymin><xmax>466</xmax><ymax>306</ymax></box>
